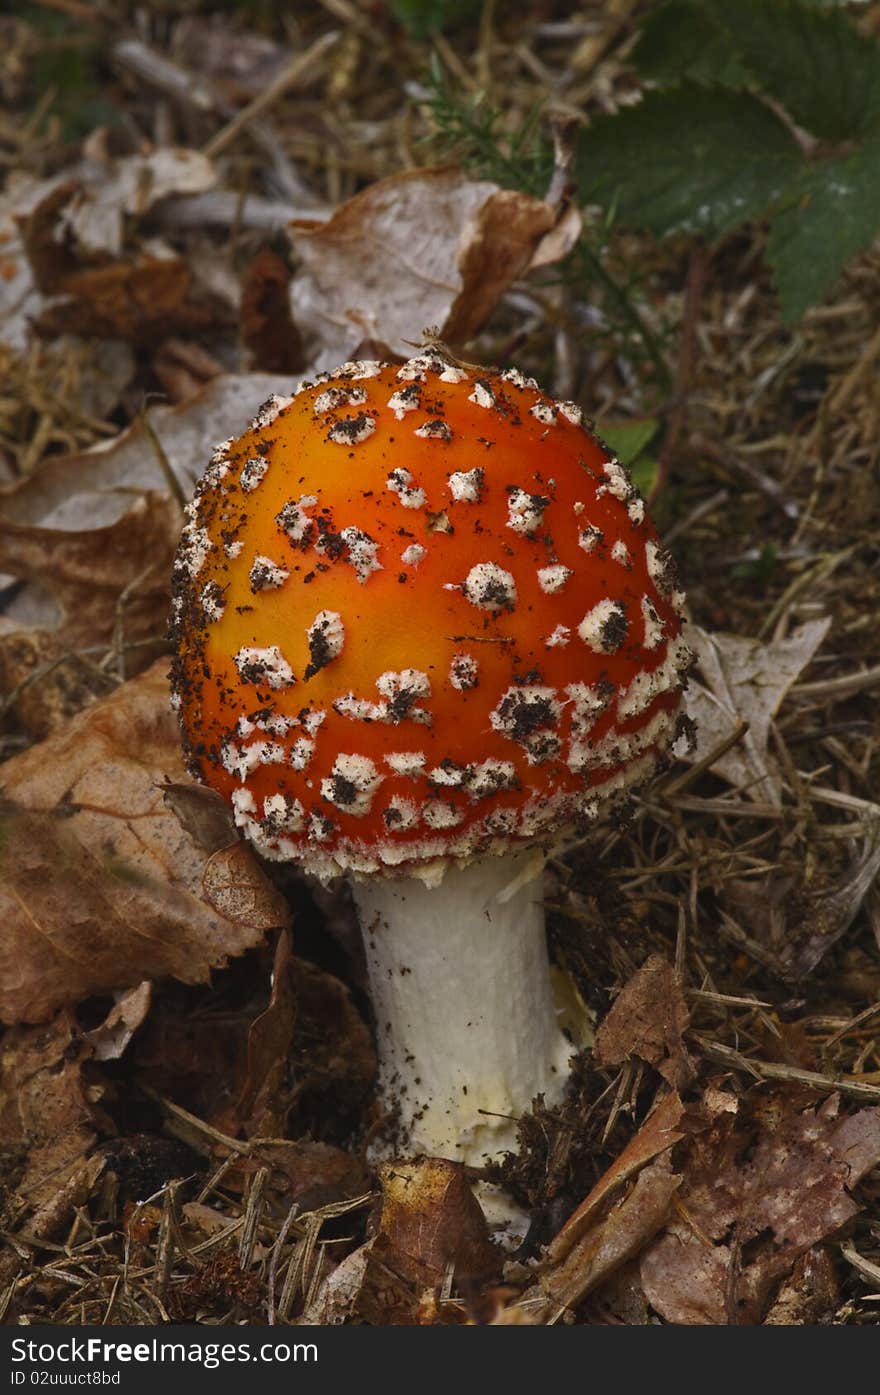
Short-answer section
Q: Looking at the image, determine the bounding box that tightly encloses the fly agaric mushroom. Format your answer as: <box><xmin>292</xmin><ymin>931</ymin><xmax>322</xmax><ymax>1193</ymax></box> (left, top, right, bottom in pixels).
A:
<box><xmin>170</xmin><ymin>354</ymin><xmax>691</xmax><ymax>1167</ymax></box>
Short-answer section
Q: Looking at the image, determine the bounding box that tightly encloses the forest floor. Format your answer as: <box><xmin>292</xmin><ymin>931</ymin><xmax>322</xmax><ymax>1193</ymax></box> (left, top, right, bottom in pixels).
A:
<box><xmin>1</xmin><ymin>0</ymin><xmax>879</xmax><ymax>1326</ymax></box>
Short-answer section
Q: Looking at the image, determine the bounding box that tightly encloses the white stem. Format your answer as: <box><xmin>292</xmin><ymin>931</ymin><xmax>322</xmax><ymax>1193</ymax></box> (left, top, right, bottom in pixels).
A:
<box><xmin>351</xmin><ymin>850</ymin><xmax>573</xmax><ymax>1165</ymax></box>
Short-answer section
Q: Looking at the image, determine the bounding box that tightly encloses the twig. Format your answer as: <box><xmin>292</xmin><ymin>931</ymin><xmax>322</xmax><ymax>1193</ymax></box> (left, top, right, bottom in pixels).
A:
<box><xmin>662</xmin><ymin>488</ymin><xmax>730</xmax><ymax>547</ymax></box>
<box><xmin>137</xmin><ymin>1085</ymin><xmax>252</xmax><ymax>1157</ymax></box>
<box><xmin>238</xmin><ymin>1168</ymin><xmax>269</xmax><ymax>1271</ymax></box>
<box><xmin>823</xmin><ymin>1000</ymin><xmax>880</xmax><ymax>1052</ymax></box>
<box><xmin>840</xmin><ymin>1241</ymin><xmax>880</xmax><ymax>1290</ymax></box>
<box><xmin>140</xmin><ymin>409</ymin><xmax>186</xmax><ymax>512</ymax></box>
<box><xmin>203</xmin><ymin>32</ymin><xmax>340</xmax><ymax>159</ymax></box>
<box><xmin>694</xmin><ymin>1036</ymin><xmax>880</xmax><ymax>1103</ymax></box>
<box><xmin>690</xmin><ymin>432</ymin><xmax>799</xmax><ymax>521</ymax></box>
<box><xmin>651</xmin><ymin>239</ymin><xmax>711</xmax><ymax>502</ymax></box>
<box><xmin>793</xmin><ymin>663</ymin><xmax>880</xmax><ymax>702</ymax></box>
<box><xmin>657</xmin><ymin>720</ymin><xmax>750</xmax><ymax>801</ymax></box>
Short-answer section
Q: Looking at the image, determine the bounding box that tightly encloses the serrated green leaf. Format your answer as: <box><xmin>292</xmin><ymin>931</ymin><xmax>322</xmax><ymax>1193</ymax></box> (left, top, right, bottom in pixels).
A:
<box><xmin>726</xmin><ymin>0</ymin><xmax>880</xmax><ymax>141</ymax></box>
<box><xmin>633</xmin><ymin>0</ymin><xmax>880</xmax><ymax>141</ymax></box>
<box><xmin>577</xmin><ymin>85</ymin><xmax>804</xmax><ymax>242</ymax></box>
<box><xmin>767</xmin><ymin>137</ymin><xmax>880</xmax><ymax>321</ymax></box>
<box><xmin>632</xmin><ymin>1</ymin><xmax>752</xmax><ymax>89</ymax></box>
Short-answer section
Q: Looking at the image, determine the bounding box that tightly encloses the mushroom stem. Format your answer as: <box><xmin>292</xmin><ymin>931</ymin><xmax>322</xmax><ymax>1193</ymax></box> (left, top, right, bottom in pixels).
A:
<box><xmin>352</xmin><ymin>849</ymin><xmax>573</xmax><ymax>1165</ymax></box>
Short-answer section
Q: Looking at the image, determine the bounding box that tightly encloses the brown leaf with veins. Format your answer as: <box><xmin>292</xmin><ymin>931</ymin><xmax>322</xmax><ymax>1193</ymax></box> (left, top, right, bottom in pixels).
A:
<box><xmin>639</xmin><ymin>1089</ymin><xmax>880</xmax><ymax>1324</ymax></box>
<box><xmin>594</xmin><ymin>955</ymin><xmax>694</xmax><ymax>1089</ymax></box>
<box><xmin>0</xmin><ymin>659</ymin><xmax>287</xmax><ymax>1024</ymax></box>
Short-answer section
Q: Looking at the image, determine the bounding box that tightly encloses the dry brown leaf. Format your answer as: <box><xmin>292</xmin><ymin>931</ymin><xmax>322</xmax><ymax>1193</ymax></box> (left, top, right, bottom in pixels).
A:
<box><xmin>0</xmin><ymin>492</ymin><xmax>178</xmax><ymax>655</ymax></box>
<box><xmin>56</xmin><ymin>150</ymin><xmax>216</xmax><ymax>259</ymax></box>
<box><xmin>300</xmin><ymin>1241</ymin><xmax>375</xmax><ymax>1325</ymax></box>
<box><xmin>375</xmin><ymin>1157</ymin><xmax>500</xmax><ymax>1294</ymax></box>
<box><xmin>0</xmin><ymin>1010</ymin><xmax>99</xmax><ymax>1211</ymax></box>
<box><xmin>533</xmin><ymin>1156</ymin><xmax>681</xmax><ymax>1319</ymax></box>
<box><xmin>0</xmin><ymin>659</ymin><xmax>287</xmax><ymax>1024</ymax></box>
<box><xmin>639</xmin><ymin>1090</ymin><xmax>880</xmax><ymax>1324</ymax></box>
<box><xmin>265</xmin><ymin>1141</ymin><xmax>369</xmax><ymax>1212</ymax></box>
<box><xmin>0</xmin><ymin>173</ymin><xmax>66</xmax><ymax>349</ymax></box>
<box><xmin>763</xmin><ymin>1247</ymin><xmax>839</xmax><ymax>1325</ymax></box>
<box><xmin>34</xmin><ymin>252</ymin><xmax>226</xmax><ymax>346</ymax></box>
<box><xmin>594</xmin><ymin>955</ymin><xmax>694</xmax><ymax>1089</ymax></box>
<box><xmin>161</xmin><ymin>780</ymin><xmax>236</xmax><ymax>855</ymax></box>
<box><xmin>682</xmin><ymin>619</ymin><xmax>831</xmax><ymax>804</ymax></box>
<box><xmin>722</xmin><ymin>818</ymin><xmax>880</xmax><ymax>983</ymax></box>
<box><xmin>545</xmin><ymin>1091</ymin><xmax>686</xmax><ymax>1264</ymax></box>
<box><xmin>289</xmin><ymin>167</ymin><xmax>580</xmax><ymax>369</ymax></box>
<box><xmin>0</xmin><ymin>629</ymin><xmax>108</xmax><ymax>738</ymax></box>
<box><xmin>240</xmin><ymin>247</ymin><xmax>305</xmax><ymax>374</ymax></box>
<box><xmin>84</xmin><ymin>981</ymin><xmax>153</xmax><ymax>1062</ymax></box>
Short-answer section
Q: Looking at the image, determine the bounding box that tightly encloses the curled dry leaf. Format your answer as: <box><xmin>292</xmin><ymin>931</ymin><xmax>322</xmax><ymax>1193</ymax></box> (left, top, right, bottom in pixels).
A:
<box><xmin>594</xmin><ymin>954</ymin><xmax>694</xmax><ymax>1090</ymax></box>
<box><xmin>84</xmin><ymin>981</ymin><xmax>153</xmax><ymax>1062</ymax></box>
<box><xmin>519</xmin><ymin>1094</ymin><xmax>684</xmax><ymax>1321</ymax></box>
<box><xmin>234</xmin><ymin>927</ymin><xmax>296</xmax><ymax>1137</ymax></box>
<box><xmin>639</xmin><ymin>1089</ymin><xmax>880</xmax><ymax>1324</ymax></box>
<box><xmin>288</xmin><ymin>167</ymin><xmax>581</xmax><ymax>369</ymax></box>
<box><xmin>56</xmin><ymin>149</ymin><xmax>217</xmax><ymax>260</ymax></box>
<box><xmin>312</xmin><ymin>1158</ymin><xmax>500</xmax><ymax>1327</ymax></box>
<box><xmin>532</xmin><ymin>1156</ymin><xmax>681</xmax><ymax>1320</ymax></box>
<box><xmin>161</xmin><ymin>780</ymin><xmax>236</xmax><ymax>854</ymax></box>
<box><xmin>682</xmin><ymin>618</ymin><xmax>831</xmax><ymax>804</ymax></box>
<box><xmin>0</xmin><ymin>659</ymin><xmax>288</xmax><ymax>1025</ymax></box>
<box><xmin>301</xmin><ymin>1242</ymin><xmax>375</xmax><ymax>1325</ymax></box>
<box><xmin>0</xmin><ymin>174</ymin><xmax>64</xmax><ymax>350</ymax></box>
<box><xmin>9</xmin><ymin>156</ymin><xmax>219</xmax><ymax>348</ymax></box>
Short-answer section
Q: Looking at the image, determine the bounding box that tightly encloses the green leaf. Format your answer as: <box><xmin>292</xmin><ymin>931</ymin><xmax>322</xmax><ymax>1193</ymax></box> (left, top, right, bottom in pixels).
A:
<box><xmin>632</xmin><ymin>1</ymin><xmax>752</xmax><ymax>89</ymax></box>
<box><xmin>726</xmin><ymin>0</ymin><xmax>880</xmax><ymax>141</ymax></box>
<box><xmin>632</xmin><ymin>0</ymin><xmax>880</xmax><ymax>141</ymax></box>
<box><xmin>598</xmin><ymin>419</ymin><xmax>661</xmax><ymax>498</ymax></box>
<box><xmin>598</xmin><ymin>418</ymin><xmax>660</xmax><ymax>463</ymax></box>
<box><xmin>577</xmin><ymin>85</ymin><xmax>804</xmax><ymax>242</ymax></box>
<box><xmin>390</xmin><ymin>0</ymin><xmax>483</xmax><ymax>39</ymax></box>
<box><xmin>630</xmin><ymin>455</ymin><xmax>661</xmax><ymax>498</ymax></box>
<box><xmin>767</xmin><ymin>137</ymin><xmax>880</xmax><ymax>321</ymax></box>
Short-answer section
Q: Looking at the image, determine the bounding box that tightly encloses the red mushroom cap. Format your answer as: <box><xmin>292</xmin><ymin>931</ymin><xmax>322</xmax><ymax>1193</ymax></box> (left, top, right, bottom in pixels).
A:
<box><xmin>170</xmin><ymin>355</ymin><xmax>691</xmax><ymax>879</ymax></box>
